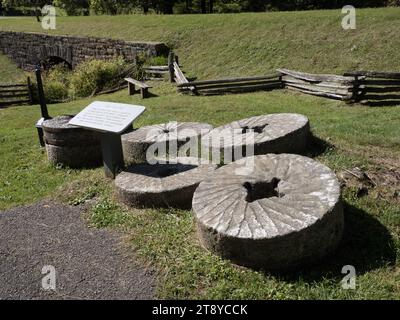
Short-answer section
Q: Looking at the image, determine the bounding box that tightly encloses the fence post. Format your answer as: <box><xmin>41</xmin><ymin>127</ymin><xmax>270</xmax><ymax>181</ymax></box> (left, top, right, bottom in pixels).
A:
<box><xmin>352</xmin><ymin>75</ymin><xmax>360</xmax><ymax>103</ymax></box>
<box><xmin>168</xmin><ymin>51</ymin><xmax>175</xmax><ymax>83</ymax></box>
<box><xmin>278</xmin><ymin>72</ymin><xmax>284</xmax><ymax>89</ymax></box>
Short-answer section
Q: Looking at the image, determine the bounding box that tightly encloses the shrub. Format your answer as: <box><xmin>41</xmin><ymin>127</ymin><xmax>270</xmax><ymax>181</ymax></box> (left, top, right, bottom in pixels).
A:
<box><xmin>45</xmin><ymin>64</ymin><xmax>71</xmax><ymax>86</ymax></box>
<box><xmin>147</xmin><ymin>56</ymin><xmax>168</xmax><ymax>66</ymax></box>
<box><xmin>214</xmin><ymin>3</ymin><xmax>242</xmax><ymax>13</ymax></box>
<box><xmin>33</xmin><ymin>57</ymin><xmax>137</xmax><ymax>102</ymax></box>
<box><xmin>70</xmin><ymin>57</ymin><xmax>129</xmax><ymax>97</ymax></box>
<box><xmin>44</xmin><ymin>81</ymin><xmax>70</xmax><ymax>103</ymax></box>
<box><xmin>53</xmin><ymin>0</ymin><xmax>90</xmax><ymax>16</ymax></box>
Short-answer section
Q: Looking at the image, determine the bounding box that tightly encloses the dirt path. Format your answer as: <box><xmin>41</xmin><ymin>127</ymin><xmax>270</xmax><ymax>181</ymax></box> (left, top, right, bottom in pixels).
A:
<box><xmin>0</xmin><ymin>201</ymin><xmax>155</xmax><ymax>300</ymax></box>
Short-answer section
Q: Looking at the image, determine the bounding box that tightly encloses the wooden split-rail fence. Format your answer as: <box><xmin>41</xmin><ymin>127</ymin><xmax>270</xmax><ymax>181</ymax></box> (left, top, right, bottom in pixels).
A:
<box><xmin>278</xmin><ymin>68</ymin><xmax>363</xmax><ymax>103</ymax></box>
<box><xmin>143</xmin><ymin>65</ymin><xmax>169</xmax><ymax>81</ymax></box>
<box><xmin>169</xmin><ymin>51</ymin><xmax>282</xmax><ymax>96</ymax></box>
<box><xmin>165</xmin><ymin>53</ymin><xmax>400</xmax><ymax>105</ymax></box>
<box><xmin>0</xmin><ymin>77</ymin><xmax>33</xmax><ymax>108</ymax></box>
<box><xmin>280</xmin><ymin>69</ymin><xmax>400</xmax><ymax>105</ymax></box>
<box><xmin>178</xmin><ymin>74</ymin><xmax>283</xmax><ymax>96</ymax></box>
<box><xmin>343</xmin><ymin>71</ymin><xmax>400</xmax><ymax>106</ymax></box>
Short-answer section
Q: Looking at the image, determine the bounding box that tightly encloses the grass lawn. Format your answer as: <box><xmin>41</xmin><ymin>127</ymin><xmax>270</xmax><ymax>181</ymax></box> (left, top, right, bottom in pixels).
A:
<box><xmin>1</xmin><ymin>81</ymin><xmax>399</xmax><ymax>299</ymax></box>
<box><xmin>0</xmin><ymin>54</ymin><xmax>26</xmax><ymax>83</ymax></box>
<box><xmin>0</xmin><ymin>8</ymin><xmax>399</xmax><ymax>299</ymax></box>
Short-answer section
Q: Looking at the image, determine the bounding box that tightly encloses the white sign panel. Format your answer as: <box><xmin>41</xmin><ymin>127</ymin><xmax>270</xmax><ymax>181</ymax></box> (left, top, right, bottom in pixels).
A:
<box><xmin>69</xmin><ymin>101</ymin><xmax>146</xmax><ymax>134</ymax></box>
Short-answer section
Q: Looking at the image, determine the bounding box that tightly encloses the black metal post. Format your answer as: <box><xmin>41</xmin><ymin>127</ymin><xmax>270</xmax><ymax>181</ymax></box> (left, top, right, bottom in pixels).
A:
<box><xmin>35</xmin><ymin>64</ymin><xmax>51</xmax><ymax>147</ymax></box>
<box><xmin>35</xmin><ymin>65</ymin><xmax>50</xmax><ymax>120</ymax></box>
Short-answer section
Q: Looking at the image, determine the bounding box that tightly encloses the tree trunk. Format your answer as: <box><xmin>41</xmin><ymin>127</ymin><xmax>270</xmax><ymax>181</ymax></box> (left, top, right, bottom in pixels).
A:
<box><xmin>209</xmin><ymin>0</ymin><xmax>213</xmax><ymax>13</ymax></box>
<box><xmin>35</xmin><ymin>8</ymin><xmax>41</xmax><ymax>22</ymax></box>
<box><xmin>165</xmin><ymin>2</ymin><xmax>174</xmax><ymax>14</ymax></box>
<box><xmin>35</xmin><ymin>0</ymin><xmax>41</xmax><ymax>22</ymax></box>
<box><xmin>142</xmin><ymin>0</ymin><xmax>149</xmax><ymax>14</ymax></box>
<box><xmin>200</xmin><ymin>0</ymin><xmax>206</xmax><ymax>13</ymax></box>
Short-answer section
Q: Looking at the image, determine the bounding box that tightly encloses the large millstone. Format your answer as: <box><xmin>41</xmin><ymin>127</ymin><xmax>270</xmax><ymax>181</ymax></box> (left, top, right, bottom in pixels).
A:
<box><xmin>42</xmin><ymin>115</ymin><xmax>102</xmax><ymax>168</ymax></box>
<box><xmin>201</xmin><ymin>113</ymin><xmax>310</xmax><ymax>163</ymax></box>
<box><xmin>121</xmin><ymin>122</ymin><xmax>213</xmax><ymax>165</ymax></box>
<box><xmin>192</xmin><ymin>154</ymin><xmax>344</xmax><ymax>271</ymax></box>
<box><xmin>115</xmin><ymin>157</ymin><xmax>217</xmax><ymax>209</ymax></box>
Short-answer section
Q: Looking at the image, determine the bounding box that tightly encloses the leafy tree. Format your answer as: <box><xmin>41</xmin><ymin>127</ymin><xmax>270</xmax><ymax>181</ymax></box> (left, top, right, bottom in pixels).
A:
<box><xmin>1</xmin><ymin>0</ymin><xmax>50</xmax><ymax>7</ymax></box>
<box><xmin>2</xmin><ymin>0</ymin><xmax>398</xmax><ymax>16</ymax></box>
<box><xmin>53</xmin><ymin>0</ymin><xmax>89</xmax><ymax>15</ymax></box>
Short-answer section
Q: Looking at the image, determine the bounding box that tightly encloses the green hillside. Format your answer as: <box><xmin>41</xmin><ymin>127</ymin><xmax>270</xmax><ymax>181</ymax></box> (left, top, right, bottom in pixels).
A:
<box><xmin>1</xmin><ymin>8</ymin><xmax>400</xmax><ymax>79</ymax></box>
<box><xmin>0</xmin><ymin>54</ymin><xmax>26</xmax><ymax>83</ymax></box>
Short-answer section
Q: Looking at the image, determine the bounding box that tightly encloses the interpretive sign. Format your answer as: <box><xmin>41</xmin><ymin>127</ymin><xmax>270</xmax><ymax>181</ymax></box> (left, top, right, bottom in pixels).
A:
<box><xmin>69</xmin><ymin>101</ymin><xmax>146</xmax><ymax>179</ymax></box>
<box><xmin>69</xmin><ymin>101</ymin><xmax>146</xmax><ymax>134</ymax></box>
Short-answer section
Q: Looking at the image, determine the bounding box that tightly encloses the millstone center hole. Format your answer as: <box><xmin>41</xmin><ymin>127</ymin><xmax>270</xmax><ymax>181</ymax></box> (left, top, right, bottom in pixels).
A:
<box><xmin>157</xmin><ymin>166</ymin><xmax>178</xmax><ymax>177</ymax></box>
<box><xmin>243</xmin><ymin>178</ymin><xmax>281</xmax><ymax>202</ymax></box>
<box><xmin>241</xmin><ymin>124</ymin><xmax>267</xmax><ymax>134</ymax></box>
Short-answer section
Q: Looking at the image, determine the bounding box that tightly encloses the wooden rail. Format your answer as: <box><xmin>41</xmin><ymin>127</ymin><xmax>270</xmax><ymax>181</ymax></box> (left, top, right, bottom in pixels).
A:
<box><xmin>168</xmin><ymin>51</ymin><xmax>281</xmax><ymax>96</ymax></box>
<box><xmin>0</xmin><ymin>77</ymin><xmax>33</xmax><ymax>108</ymax></box>
<box><xmin>344</xmin><ymin>71</ymin><xmax>400</xmax><ymax>105</ymax></box>
<box><xmin>166</xmin><ymin>52</ymin><xmax>400</xmax><ymax>105</ymax></box>
<box><xmin>178</xmin><ymin>74</ymin><xmax>282</xmax><ymax>96</ymax></box>
<box><xmin>278</xmin><ymin>69</ymin><xmax>363</xmax><ymax>102</ymax></box>
<box><xmin>143</xmin><ymin>65</ymin><xmax>169</xmax><ymax>81</ymax></box>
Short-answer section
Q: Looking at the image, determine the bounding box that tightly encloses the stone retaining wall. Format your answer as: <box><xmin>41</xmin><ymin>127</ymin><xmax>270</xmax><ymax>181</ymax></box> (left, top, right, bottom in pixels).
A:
<box><xmin>0</xmin><ymin>31</ymin><xmax>169</xmax><ymax>70</ymax></box>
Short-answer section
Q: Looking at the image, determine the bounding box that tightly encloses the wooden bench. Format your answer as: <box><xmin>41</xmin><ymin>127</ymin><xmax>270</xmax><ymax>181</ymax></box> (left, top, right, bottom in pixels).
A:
<box><xmin>124</xmin><ymin>78</ymin><xmax>152</xmax><ymax>99</ymax></box>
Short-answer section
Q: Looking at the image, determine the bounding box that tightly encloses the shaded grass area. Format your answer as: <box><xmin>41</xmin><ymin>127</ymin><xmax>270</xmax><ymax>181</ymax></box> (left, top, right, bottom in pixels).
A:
<box><xmin>1</xmin><ymin>81</ymin><xmax>399</xmax><ymax>299</ymax></box>
<box><xmin>1</xmin><ymin>8</ymin><xmax>400</xmax><ymax>80</ymax></box>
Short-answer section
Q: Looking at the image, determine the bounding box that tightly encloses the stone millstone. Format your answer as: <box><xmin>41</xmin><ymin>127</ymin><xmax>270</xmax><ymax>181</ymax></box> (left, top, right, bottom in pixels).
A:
<box><xmin>42</xmin><ymin>115</ymin><xmax>102</xmax><ymax>168</ymax></box>
<box><xmin>121</xmin><ymin>122</ymin><xmax>213</xmax><ymax>165</ymax></box>
<box><xmin>192</xmin><ymin>154</ymin><xmax>344</xmax><ymax>272</ymax></box>
<box><xmin>201</xmin><ymin>113</ymin><xmax>310</xmax><ymax>162</ymax></box>
<box><xmin>115</xmin><ymin>157</ymin><xmax>218</xmax><ymax>209</ymax></box>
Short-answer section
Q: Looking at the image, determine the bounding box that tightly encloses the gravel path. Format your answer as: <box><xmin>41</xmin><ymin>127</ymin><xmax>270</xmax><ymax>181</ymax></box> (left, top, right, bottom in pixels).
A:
<box><xmin>0</xmin><ymin>201</ymin><xmax>155</xmax><ymax>300</ymax></box>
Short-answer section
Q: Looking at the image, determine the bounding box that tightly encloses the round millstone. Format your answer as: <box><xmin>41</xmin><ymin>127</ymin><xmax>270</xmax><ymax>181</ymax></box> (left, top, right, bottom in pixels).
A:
<box><xmin>115</xmin><ymin>157</ymin><xmax>218</xmax><ymax>209</ymax></box>
<box><xmin>121</xmin><ymin>122</ymin><xmax>213</xmax><ymax>165</ymax></box>
<box><xmin>192</xmin><ymin>154</ymin><xmax>344</xmax><ymax>271</ymax></box>
<box><xmin>42</xmin><ymin>115</ymin><xmax>102</xmax><ymax>168</ymax></box>
<box><xmin>201</xmin><ymin>113</ymin><xmax>310</xmax><ymax>163</ymax></box>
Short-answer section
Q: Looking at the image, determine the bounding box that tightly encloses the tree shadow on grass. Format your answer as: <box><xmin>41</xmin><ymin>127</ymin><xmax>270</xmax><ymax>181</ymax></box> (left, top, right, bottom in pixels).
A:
<box><xmin>274</xmin><ymin>202</ymin><xmax>396</xmax><ymax>283</ymax></box>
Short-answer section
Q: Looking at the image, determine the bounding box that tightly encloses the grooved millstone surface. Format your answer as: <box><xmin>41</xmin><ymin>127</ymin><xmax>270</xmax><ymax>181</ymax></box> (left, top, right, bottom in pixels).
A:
<box><xmin>121</xmin><ymin>122</ymin><xmax>213</xmax><ymax>165</ymax></box>
<box><xmin>192</xmin><ymin>154</ymin><xmax>344</xmax><ymax>271</ymax></box>
<box><xmin>42</xmin><ymin>115</ymin><xmax>102</xmax><ymax>168</ymax></box>
<box><xmin>115</xmin><ymin>157</ymin><xmax>218</xmax><ymax>209</ymax></box>
<box><xmin>201</xmin><ymin>113</ymin><xmax>310</xmax><ymax>160</ymax></box>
